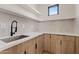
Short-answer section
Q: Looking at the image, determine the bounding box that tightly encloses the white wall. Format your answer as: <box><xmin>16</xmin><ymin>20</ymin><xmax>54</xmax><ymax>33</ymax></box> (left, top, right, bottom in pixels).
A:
<box><xmin>37</xmin><ymin>4</ymin><xmax>76</xmax><ymax>21</ymax></box>
<box><xmin>0</xmin><ymin>4</ymin><xmax>77</xmax><ymax>38</ymax></box>
<box><xmin>73</xmin><ymin>4</ymin><xmax>79</xmax><ymax>34</ymax></box>
<box><xmin>38</xmin><ymin>19</ymin><xmax>74</xmax><ymax>34</ymax></box>
<box><xmin>37</xmin><ymin>4</ymin><xmax>76</xmax><ymax>34</ymax></box>
<box><xmin>0</xmin><ymin>11</ymin><xmax>39</xmax><ymax>37</ymax></box>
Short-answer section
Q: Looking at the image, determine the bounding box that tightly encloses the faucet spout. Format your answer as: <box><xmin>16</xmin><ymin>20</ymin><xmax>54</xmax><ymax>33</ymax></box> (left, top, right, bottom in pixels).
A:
<box><xmin>11</xmin><ymin>20</ymin><xmax>17</xmax><ymax>36</ymax></box>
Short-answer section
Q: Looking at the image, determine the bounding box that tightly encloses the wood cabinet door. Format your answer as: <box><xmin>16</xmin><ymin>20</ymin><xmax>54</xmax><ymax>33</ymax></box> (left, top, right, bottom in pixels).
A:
<box><xmin>51</xmin><ymin>35</ymin><xmax>62</xmax><ymax>54</ymax></box>
<box><xmin>61</xmin><ymin>36</ymin><xmax>75</xmax><ymax>54</ymax></box>
<box><xmin>44</xmin><ymin>34</ymin><xmax>51</xmax><ymax>52</ymax></box>
<box><xmin>17</xmin><ymin>42</ymin><xmax>27</xmax><ymax>54</ymax></box>
<box><xmin>0</xmin><ymin>46</ymin><xmax>17</xmax><ymax>54</ymax></box>
<box><xmin>76</xmin><ymin>37</ymin><xmax>79</xmax><ymax>54</ymax></box>
<box><xmin>16</xmin><ymin>39</ymin><xmax>36</xmax><ymax>54</ymax></box>
<box><xmin>36</xmin><ymin>35</ymin><xmax>44</xmax><ymax>54</ymax></box>
<box><xmin>26</xmin><ymin>39</ymin><xmax>36</xmax><ymax>54</ymax></box>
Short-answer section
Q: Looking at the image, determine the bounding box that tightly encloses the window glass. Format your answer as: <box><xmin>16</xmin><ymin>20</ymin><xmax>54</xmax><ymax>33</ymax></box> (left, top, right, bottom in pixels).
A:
<box><xmin>48</xmin><ymin>4</ymin><xmax>59</xmax><ymax>16</ymax></box>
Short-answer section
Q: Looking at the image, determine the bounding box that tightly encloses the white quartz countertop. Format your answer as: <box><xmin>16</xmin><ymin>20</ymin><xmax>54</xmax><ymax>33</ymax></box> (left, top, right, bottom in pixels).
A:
<box><xmin>45</xmin><ymin>32</ymin><xmax>79</xmax><ymax>36</ymax></box>
<box><xmin>0</xmin><ymin>32</ymin><xmax>79</xmax><ymax>52</ymax></box>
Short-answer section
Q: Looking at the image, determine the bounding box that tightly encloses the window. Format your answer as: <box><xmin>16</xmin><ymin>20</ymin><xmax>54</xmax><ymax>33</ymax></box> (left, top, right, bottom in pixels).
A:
<box><xmin>48</xmin><ymin>4</ymin><xmax>59</xmax><ymax>16</ymax></box>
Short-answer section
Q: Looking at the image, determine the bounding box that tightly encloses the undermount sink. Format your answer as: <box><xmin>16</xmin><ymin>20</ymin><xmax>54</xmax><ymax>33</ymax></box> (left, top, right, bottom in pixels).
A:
<box><xmin>1</xmin><ymin>35</ymin><xmax>29</xmax><ymax>43</ymax></box>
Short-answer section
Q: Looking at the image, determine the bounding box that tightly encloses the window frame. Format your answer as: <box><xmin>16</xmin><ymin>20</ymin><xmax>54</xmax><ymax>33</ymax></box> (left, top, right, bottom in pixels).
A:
<box><xmin>48</xmin><ymin>4</ymin><xmax>59</xmax><ymax>16</ymax></box>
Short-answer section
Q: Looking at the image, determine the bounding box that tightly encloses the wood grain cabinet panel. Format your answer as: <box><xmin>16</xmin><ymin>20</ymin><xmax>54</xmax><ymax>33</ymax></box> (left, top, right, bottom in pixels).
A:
<box><xmin>44</xmin><ymin>34</ymin><xmax>51</xmax><ymax>52</ymax></box>
<box><xmin>16</xmin><ymin>38</ymin><xmax>36</xmax><ymax>54</ymax></box>
<box><xmin>26</xmin><ymin>39</ymin><xmax>36</xmax><ymax>54</ymax></box>
<box><xmin>36</xmin><ymin>35</ymin><xmax>44</xmax><ymax>54</ymax></box>
<box><xmin>51</xmin><ymin>35</ymin><xmax>62</xmax><ymax>54</ymax></box>
<box><xmin>0</xmin><ymin>46</ymin><xmax>17</xmax><ymax>54</ymax></box>
<box><xmin>17</xmin><ymin>42</ymin><xmax>27</xmax><ymax>54</ymax></box>
<box><xmin>61</xmin><ymin>36</ymin><xmax>75</xmax><ymax>54</ymax></box>
<box><xmin>76</xmin><ymin>37</ymin><xmax>79</xmax><ymax>54</ymax></box>
<box><xmin>51</xmin><ymin>35</ymin><xmax>75</xmax><ymax>54</ymax></box>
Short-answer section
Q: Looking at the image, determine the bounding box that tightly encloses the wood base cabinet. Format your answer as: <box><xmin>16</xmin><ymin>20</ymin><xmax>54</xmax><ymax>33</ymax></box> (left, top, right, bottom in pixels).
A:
<box><xmin>51</xmin><ymin>35</ymin><xmax>75</xmax><ymax>54</ymax></box>
<box><xmin>0</xmin><ymin>34</ymin><xmax>76</xmax><ymax>54</ymax></box>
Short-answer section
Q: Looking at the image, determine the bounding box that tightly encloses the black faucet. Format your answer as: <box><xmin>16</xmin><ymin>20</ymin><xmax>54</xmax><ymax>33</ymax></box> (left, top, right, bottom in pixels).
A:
<box><xmin>11</xmin><ymin>20</ymin><xmax>17</xmax><ymax>36</ymax></box>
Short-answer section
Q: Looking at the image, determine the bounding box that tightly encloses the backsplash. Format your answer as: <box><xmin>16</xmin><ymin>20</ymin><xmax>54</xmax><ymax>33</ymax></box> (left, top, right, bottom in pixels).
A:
<box><xmin>0</xmin><ymin>9</ymin><xmax>77</xmax><ymax>38</ymax></box>
<box><xmin>38</xmin><ymin>19</ymin><xmax>74</xmax><ymax>34</ymax></box>
<box><xmin>0</xmin><ymin>11</ymin><xmax>39</xmax><ymax>37</ymax></box>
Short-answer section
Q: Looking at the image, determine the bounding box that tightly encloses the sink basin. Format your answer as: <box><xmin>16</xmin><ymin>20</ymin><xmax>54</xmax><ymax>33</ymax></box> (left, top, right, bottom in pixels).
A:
<box><xmin>1</xmin><ymin>35</ymin><xmax>29</xmax><ymax>43</ymax></box>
